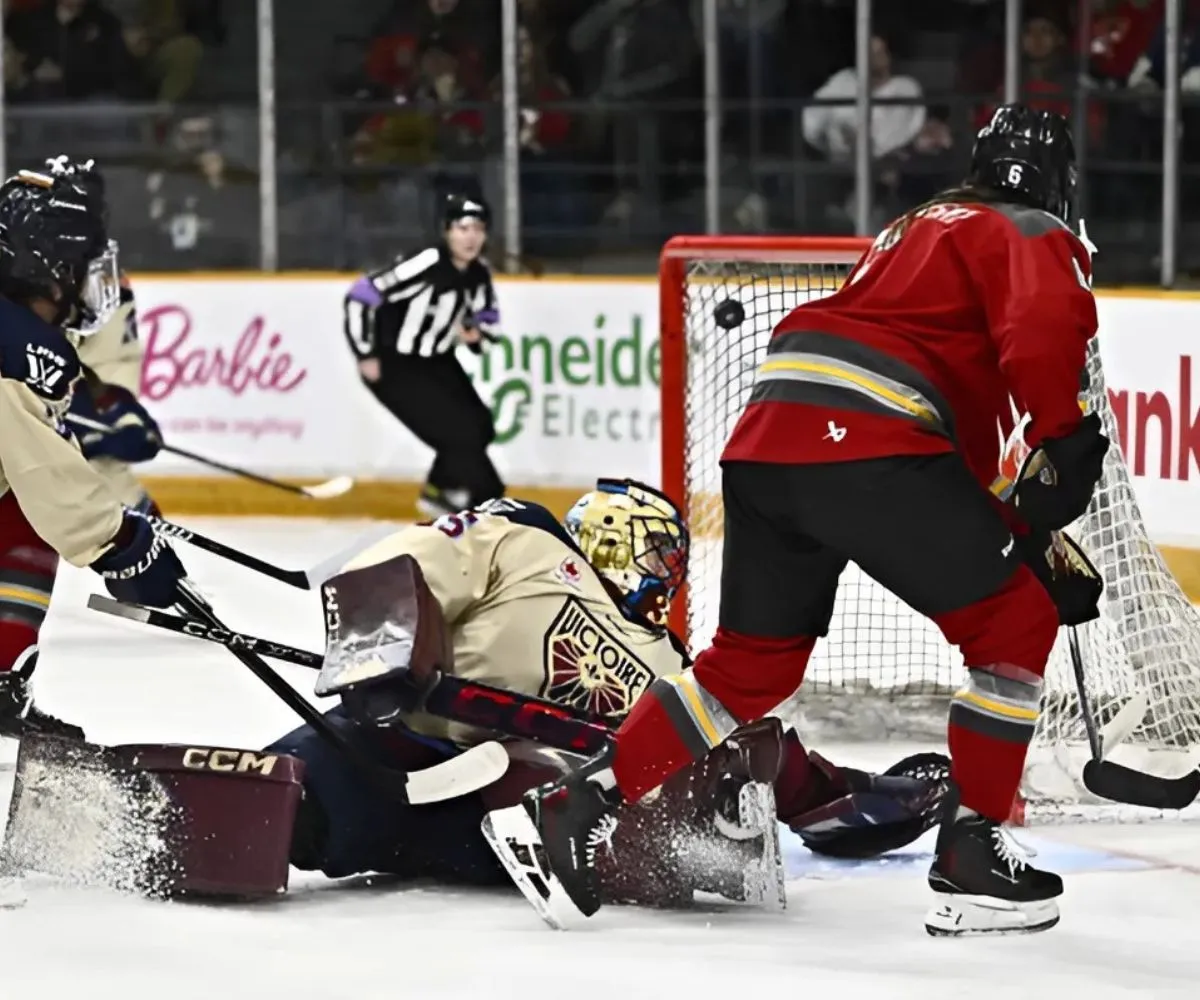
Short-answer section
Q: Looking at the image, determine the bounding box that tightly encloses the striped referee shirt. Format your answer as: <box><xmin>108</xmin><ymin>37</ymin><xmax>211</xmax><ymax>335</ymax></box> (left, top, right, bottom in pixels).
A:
<box><xmin>343</xmin><ymin>245</ymin><xmax>498</xmax><ymax>360</ymax></box>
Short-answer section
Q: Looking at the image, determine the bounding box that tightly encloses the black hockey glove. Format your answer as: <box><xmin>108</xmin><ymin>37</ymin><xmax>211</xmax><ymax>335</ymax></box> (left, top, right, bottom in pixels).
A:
<box><xmin>461</xmin><ymin>309</ymin><xmax>500</xmax><ymax>355</ymax></box>
<box><xmin>1015</xmin><ymin>528</ymin><xmax>1102</xmax><ymax>627</ymax></box>
<box><xmin>72</xmin><ymin>384</ymin><xmax>163</xmax><ymax>463</ymax></box>
<box><xmin>91</xmin><ymin>509</ymin><xmax>186</xmax><ymax>609</ymax></box>
<box><xmin>1014</xmin><ymin>413</ymin><xmax>1109</xmax><ymax>531</ymax></box>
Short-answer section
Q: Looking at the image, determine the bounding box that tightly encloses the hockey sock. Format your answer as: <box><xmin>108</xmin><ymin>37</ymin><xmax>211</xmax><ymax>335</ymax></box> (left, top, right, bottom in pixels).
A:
<box><xmin>933</xmin><ymin>567</ymin><xmax>1056</xmax><ymax>822</ymax></box>
<box><xmin>613</xmin><ymin>630</ymin><xmax>814</xmax><ymax>802</ymax></box>
<box><xmin>947</xmin><ymin>663</ymin><xmax>1044</xmax><ymax>820</ymax></box>
<box><xmin>612</xmin><ymin>688</ymin><xmax>712</xmax><ymax>802</ymax></box>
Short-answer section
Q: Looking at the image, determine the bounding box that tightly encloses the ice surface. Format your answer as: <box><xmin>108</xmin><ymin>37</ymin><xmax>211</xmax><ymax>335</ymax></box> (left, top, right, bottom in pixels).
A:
<box><xmin>1</xmin><ymin>518</ymin><xmax>1198</xmax><ymax>1000</ymax></box>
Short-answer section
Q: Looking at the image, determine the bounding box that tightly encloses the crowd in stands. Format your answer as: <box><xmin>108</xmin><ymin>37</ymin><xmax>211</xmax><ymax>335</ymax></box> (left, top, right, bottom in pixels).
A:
<box><xmin>0</xmin><ymin>0</ymin><xmax>1195</xmax><ymax>268</ymax></box>
<box><xmin>3</xmin><ymin>0</ymin><xmax>222</xmax><ymax>103</ymax></box>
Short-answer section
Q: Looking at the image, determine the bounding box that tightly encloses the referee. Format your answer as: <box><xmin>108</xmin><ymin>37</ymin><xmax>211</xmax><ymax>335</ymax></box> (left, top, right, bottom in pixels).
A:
<box><xmin>344</xmin><ymin>194</ymin><xmax>505</xmax><ymax>519</ymax></box>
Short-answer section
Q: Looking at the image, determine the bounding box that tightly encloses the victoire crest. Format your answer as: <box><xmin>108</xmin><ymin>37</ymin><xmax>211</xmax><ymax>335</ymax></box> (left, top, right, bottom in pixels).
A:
<box><xmin>541</xmin><ymin>598</ymin><xmax>654</xmax><ymax>718</ymax></box>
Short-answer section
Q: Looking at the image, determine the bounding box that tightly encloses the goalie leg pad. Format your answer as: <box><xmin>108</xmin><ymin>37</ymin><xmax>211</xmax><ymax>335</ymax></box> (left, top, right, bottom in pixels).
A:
<box><xmin>118</xmin><ymin>743</ymin><xmax>304</xmax><ymax>897</ymax></box>
<box><xmin>790</xmin><ymin>752</ymin><xmax>951</xmax><ymax>859</ymax></box>
<box><xmin>1</xmin><ymin>735</ymin><xmax>303</xmax><ymax>898</ymax></box>
<box><xmin>598</xmin><ymin>719</ymin><xmax>787</xmax><ymax>909</ymax></box>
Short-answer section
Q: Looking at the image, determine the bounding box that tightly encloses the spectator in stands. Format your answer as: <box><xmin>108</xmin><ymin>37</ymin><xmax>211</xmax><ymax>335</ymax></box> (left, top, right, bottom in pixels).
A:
<box><xmin>366</xmin><ymin>32</ymin><xmax>419</xmax><ymax>97</ymax></box>
<box><xmin>975</xmin><ymin>10</ymin><xmax>1104</xmax><ymax>144</ymax></box>
<box><xmin>371</xmin><ymin>0</ymin><xmax>491</xmax><ymax>94</ymax></box>
<box><xmin>107</xmin><ymin>0</ymin><xmax>204</xmax><ymax>102</ymax></box>
<box><xmin>801</xmin><ymin>34</ymin><xmax>926</xmax><ymax>163</ymax></box>
<box><xmin>1128</xmin><ymin>0</ymin><xmax>1200</xmax><ymax>90</ymax></box>
<box><xmin>6</xmin><ymin>0</ymin><xmax>139</xmax><ymax>100</ymax></box>
<box><xmin>564</xmin><ymin>0</ymin><xmax>701</xmax><ymax>225</ymax></box>
<box><xmin>352</xmin><ymin>34</ymin><xmax>485</xmax><ymax>168</ymax></box>
<box><xmin>490</xmin><ymin>20</ymin><xmax>578</xmax><ymax>247</ymax></box>
<box><xmin>1089</xmin><ymin>0</ymin><xmax>1163</xmax><ymax>85</ymax></box>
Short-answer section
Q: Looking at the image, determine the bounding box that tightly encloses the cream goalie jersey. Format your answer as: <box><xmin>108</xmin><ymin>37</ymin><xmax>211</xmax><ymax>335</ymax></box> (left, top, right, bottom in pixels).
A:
<box><xmin>336</xmin><ymin>499</ymin><xmax>686</xmax><ymax>745</ymax></box>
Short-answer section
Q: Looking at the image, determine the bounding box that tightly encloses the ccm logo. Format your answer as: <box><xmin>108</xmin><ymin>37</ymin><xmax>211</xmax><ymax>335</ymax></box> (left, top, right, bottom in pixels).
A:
<box><xmin>181</xmin><ymin>748</ymin><xmax>278</xmax><ymax>775</ymax></box>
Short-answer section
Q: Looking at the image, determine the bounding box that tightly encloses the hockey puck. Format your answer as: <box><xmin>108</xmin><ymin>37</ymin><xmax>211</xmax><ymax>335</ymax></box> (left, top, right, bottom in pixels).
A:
<box><xmin>713</xmin><ymin>298</ymin><xmax>746</xmax><ymax>330</ymax></box>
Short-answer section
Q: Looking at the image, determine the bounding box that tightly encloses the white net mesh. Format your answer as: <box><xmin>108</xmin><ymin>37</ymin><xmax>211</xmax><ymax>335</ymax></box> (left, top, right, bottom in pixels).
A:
<box><xmin>669</xmin><ymin>243</ymin><xmax>1200</xmax><ymax>815</ymax></box>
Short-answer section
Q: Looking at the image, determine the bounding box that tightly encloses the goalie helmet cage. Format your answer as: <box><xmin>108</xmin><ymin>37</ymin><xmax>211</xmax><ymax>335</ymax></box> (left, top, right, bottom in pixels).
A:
<box><xmin>660</xmin><ymin>234</ymin><xmax>1200</xmax><ymax>819</ymax></box>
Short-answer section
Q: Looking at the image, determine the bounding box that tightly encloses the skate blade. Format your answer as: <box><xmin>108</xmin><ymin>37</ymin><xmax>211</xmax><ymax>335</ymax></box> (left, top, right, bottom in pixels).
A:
<box><xmin>728</xmin><ymin>781</ymin><xmax>787</xmax><ymax>910</ymax></box>
<box><xmin>481</xmin><ymin>805</ymin><xmax>589</xmax><ymax>931</ymax></box>
<box><xmin>925</xmin><ymin>894</ymin><xmax>1059</xmax><ymax>937</ymax></box>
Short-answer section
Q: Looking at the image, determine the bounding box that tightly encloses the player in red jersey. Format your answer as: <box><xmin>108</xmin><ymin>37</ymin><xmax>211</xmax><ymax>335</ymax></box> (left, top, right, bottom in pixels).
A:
<box><xmin>485</xmin><ymin>105</ymin><xmax>1107</xmax><ymax>937</ymax></box>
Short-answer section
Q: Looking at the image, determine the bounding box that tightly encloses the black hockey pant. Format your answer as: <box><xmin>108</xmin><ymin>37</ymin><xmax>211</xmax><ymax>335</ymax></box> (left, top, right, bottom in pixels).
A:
<box><xmin>369</xmin><ymin>353</ymin><xmax>505</xmax><ymax>506</ymax></box>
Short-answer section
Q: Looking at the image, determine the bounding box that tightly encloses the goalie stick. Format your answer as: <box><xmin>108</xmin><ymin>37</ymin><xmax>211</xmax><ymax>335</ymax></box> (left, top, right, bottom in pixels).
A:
<box><xmin>163</xmin><ymin>581</ymin><xmax>507</xmax><ymax>804</ymax></box>
<box><xmin>1069</xmin><ymin>626</ymin><xmax>1200</xmax><ymax>809</ymax></box>
<box><xmin>88</xmin><ymin>593</ymin><xmax>614</xmax><ymax>756</ymax></box>
<box><xmin>65</xmin><ymin>413</ymin><xmax>353</xmax><ymax>500</ymax></box>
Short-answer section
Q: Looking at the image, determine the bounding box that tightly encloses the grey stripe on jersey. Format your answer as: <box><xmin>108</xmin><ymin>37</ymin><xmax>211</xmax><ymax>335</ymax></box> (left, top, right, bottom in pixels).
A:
<box><xmin>374</xmin><ymin>247</ymin><xmax>440</xmax><ymax>296</ymax></box>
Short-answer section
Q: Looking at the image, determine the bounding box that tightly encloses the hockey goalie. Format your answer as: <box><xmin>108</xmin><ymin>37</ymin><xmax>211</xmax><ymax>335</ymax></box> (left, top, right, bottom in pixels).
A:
<box><xmin>2</xmin><ymin>482</ymin><xmax>948</xmax><ymax>906</ymax></box>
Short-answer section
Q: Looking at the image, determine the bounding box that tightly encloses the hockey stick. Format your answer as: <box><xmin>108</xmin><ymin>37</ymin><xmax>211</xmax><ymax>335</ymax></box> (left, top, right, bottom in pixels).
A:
<box><xmin>163</xmin><ymin>581</ymin><xmax>507</xmax><ymax>804</ymax></box>
<box><xmin>142</xmin><ymin>516</ymin><xmax>395</xmax><ymax>591</ymax></box>
<box><xmin>88</xmin><ymin>593</ymin><xmax>613</xmax><ymax>756</ymax></box>
<box><xmin>1070</xmin><ymin>626</ymin><xmax>1200</xmax><ymax>809</ymax></box>
<box><xmin>65</xmin><ymin>413</ymin><xmax>353</xmax><ymax>500</ymax></box>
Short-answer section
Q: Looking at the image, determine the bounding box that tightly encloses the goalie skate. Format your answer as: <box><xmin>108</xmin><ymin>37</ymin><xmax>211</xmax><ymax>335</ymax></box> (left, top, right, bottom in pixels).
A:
<box><xmin>710</xmin><ymin>779</ymin><xmax>786</xmax><ymax>909</ymax></box>
<box><xmin>481</xmin><ymin>804</ymin><xmax>590</xmax><ymax>930</ymax></box>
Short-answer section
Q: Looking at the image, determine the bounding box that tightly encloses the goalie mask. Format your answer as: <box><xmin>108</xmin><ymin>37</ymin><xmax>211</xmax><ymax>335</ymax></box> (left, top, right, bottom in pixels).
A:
<box><xmin>564</xmin><ymin>479</ymin><xmax>688</xmax><ymax>626</ymax></box>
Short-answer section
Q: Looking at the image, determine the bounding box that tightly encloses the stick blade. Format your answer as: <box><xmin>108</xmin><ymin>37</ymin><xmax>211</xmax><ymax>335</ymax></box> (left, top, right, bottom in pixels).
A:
<box><xmin>405</xmin><ymin>740</ymin><xmax>508</xmax><ymax>804</ymax></box>
<box><xmin>86</xmin><ymin>594</ymin><xmax>153</xmax><ymax>625</ymax></box>
<box><xmin>1082</xmin><ymin>758</ymin><xmax>1200</xmax><ymax>810</ymax></box>
<box><xmin>302</xmin><ymin>476</ymin><xmax>354</xmax><ymax>500</ymax></box>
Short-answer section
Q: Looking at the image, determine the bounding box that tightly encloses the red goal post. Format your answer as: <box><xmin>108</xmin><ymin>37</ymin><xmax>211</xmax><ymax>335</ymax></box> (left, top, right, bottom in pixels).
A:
<box><xmin>658</xmin><ymin>236</ymin><xmax>871</xmax><ymax>644</ymax></box>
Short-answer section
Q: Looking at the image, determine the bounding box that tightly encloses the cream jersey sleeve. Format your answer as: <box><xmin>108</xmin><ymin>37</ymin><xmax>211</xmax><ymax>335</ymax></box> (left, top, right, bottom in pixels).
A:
<box><xmin>0</xmin><ymin>378</ymin><xmax>123</xmax><ymax>566</ymax></box>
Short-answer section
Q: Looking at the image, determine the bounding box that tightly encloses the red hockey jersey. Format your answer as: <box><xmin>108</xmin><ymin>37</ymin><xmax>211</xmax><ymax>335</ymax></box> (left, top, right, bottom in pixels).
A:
<box><xmin>722</xmin><ymin>201</ymin><xmax>1098</xmax><ymax>497</ymax></box>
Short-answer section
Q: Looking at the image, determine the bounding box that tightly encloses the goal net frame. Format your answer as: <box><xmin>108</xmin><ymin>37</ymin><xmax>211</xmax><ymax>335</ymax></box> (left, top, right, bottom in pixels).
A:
<box><xmin>659</xmin><ymin>234</ymin><xmax>1200</xmax><ymax>819</ymax></box>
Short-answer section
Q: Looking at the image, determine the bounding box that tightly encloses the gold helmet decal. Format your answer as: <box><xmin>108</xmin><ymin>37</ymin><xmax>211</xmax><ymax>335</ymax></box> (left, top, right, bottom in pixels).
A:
<box><xmin>564</xmin><ymin>479</ymin><xmax>688</xmax><ymax>626</ymax></box>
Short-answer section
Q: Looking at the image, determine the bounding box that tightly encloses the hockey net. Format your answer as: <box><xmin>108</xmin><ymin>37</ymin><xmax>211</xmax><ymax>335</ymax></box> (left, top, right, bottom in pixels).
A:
<box><xmin>660</xmin><ymin>235</ymin><xmax>1200</xmax><ymax>817</ymax></box>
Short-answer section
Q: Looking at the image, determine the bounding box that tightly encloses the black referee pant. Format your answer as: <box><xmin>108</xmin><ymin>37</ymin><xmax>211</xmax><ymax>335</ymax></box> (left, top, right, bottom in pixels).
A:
<box><xmin>368</xmin><ymin>353</ymin><xmax>505</xmax><ymax>506</ymax></box>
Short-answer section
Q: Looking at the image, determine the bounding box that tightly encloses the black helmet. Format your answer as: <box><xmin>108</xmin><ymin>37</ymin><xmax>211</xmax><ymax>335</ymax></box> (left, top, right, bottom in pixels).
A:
<box><xmin>0</xmin><ymin>169</ymin><xmax>111</xmax><ymax>327</ymax></box>
<box><xmin>442</xmin><ymin>192</ymin><xmax>490</xmax><ymax>229</ymax></box>
<box><xmin>43</xmin><ymin>155</ymin><xmax>107</xmax><ymax>227</ymax></box>
<box><xmin>968</xmin><ymin>104</ymin><xmax>1077</xmax><ymax>221</ymax></box>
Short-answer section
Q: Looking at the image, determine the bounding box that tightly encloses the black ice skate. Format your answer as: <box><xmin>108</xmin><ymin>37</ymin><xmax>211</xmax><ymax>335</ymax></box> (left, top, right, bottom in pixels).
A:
<box><xmin>482</xmin><ymin>745</ymin><xmax>621</xmax><ymax>929</ymax></box>
<box><xmin>416</xmin><ymin>484</ymin><xmax>469</xmax><ymax>520</ymax></box>
<box><xmin>0</xmin><ymin>650</ymin><xmax>84</xmax><ymax>742</ymax></box>
<box><xmin>925</xmin><ymin>785</ymin><xmax>1061</xmax><ymax>937</ymax></box>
